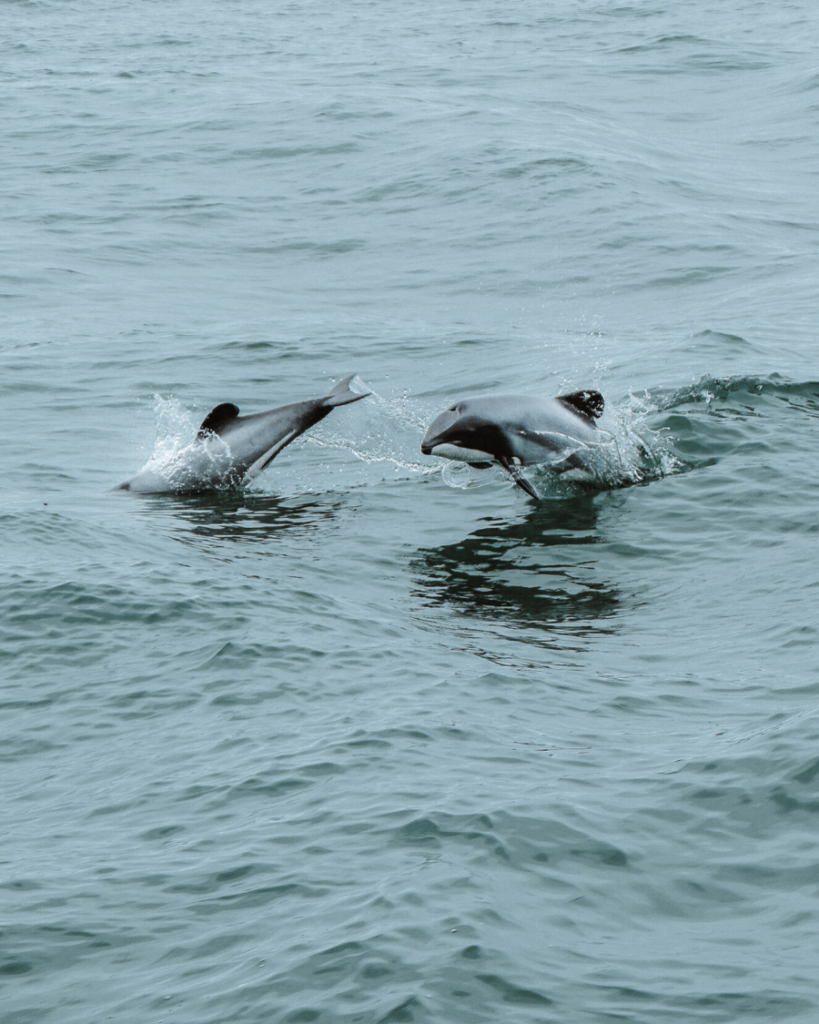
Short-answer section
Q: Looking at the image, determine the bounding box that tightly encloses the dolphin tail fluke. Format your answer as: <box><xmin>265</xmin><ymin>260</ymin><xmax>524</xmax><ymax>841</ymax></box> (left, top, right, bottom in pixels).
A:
<box><xmin>324</xmin><ymin>375</ymin><xmax>371</xmax><ymax>408</ymax></box>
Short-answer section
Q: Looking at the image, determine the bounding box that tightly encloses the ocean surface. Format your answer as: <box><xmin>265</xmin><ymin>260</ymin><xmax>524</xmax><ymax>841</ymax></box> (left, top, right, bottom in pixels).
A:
<box><xmin>2</xmin><ymin>2</ymin><xmax>819</xmax><ymax>1021</ymax></box>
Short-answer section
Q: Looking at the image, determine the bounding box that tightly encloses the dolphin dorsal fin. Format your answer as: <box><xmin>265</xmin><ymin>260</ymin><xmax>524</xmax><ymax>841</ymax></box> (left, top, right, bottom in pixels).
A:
<box><xmin>197</xmin><ymin>402</ymin><xmax>240</xmax><ymax>438</ymax></box>
<box><xmin>557</xmin><ymin>389</ymin><xmax>604</xmax><ymax>421</ymax></box>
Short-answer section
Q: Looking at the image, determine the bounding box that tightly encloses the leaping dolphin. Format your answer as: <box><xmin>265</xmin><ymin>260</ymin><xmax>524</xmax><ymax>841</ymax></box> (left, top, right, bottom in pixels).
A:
<box><xmin>420</xmin><ymin>389</ymin><xmax>605</xmax><ymax>498</ymax></box>
<box><xmin>118</xmin><ymin>375</ymin><xmax>370</xmax><ymax>493</ymax></box>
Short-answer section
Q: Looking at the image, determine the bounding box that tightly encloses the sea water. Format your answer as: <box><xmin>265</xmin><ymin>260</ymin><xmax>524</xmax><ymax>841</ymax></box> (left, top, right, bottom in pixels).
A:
<box><xmin>2</xmin><ymin>2</ymin><xmax>818</xmax><ymax>1021</ymax></box>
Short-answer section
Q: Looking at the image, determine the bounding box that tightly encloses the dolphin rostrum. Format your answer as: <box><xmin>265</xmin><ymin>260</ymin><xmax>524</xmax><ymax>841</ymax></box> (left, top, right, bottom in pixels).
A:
<box><xmin>420</xmin><ymin>389</ymin><xmax>605</xmax><ymax>498</ymax></box>
<box><xmin>118</xmin><ymin>375</ymin><xmax>370</xmax><ymax>493</ymax></box>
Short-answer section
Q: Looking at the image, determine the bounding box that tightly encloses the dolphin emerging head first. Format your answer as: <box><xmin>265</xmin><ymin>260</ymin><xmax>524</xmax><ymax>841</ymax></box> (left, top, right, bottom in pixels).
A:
<box><xmin>118</xmin><ymin>375</ymin><xmax>370</xmax><ymax>494</ymax></box>
<box><xmin>421</xmin><ymin>389</ymin><xmax>605</xmax><ymax>498</ymax></box>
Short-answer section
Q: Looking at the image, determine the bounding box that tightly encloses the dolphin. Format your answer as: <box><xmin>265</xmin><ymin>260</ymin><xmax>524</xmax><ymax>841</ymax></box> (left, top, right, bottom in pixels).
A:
<box><xmin>118</xmin><ymin>375</ymin><xmax>370</xmax><ymax>493</ymax></box>
<box><xmin>420</xmin><ymin>389</ymin><xmax>604</xmax><ymax>498</ymax></box>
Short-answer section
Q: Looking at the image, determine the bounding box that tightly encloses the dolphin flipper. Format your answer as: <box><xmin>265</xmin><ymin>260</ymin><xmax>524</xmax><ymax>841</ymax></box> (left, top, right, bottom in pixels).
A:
<box><xmin>324</xmin><ymin>375</ymin><xmax>371</xmax><ymax>408</ymax></box>
<box><xmin>497</xmin><ymin>455</ymin><xmax>539</xmax><ymax>499</ymax></box>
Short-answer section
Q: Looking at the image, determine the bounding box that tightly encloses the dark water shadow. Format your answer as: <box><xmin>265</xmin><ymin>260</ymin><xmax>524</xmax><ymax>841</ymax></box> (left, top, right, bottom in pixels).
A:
<box><xmin>127</xmin><ymin>490</ymin><xmax>340</xmax><ymax>544</ymax></box>
<box><xmin>411</xmin><ymin>495</ymin><xmax>620</xmax><ymax>648</ymax></box>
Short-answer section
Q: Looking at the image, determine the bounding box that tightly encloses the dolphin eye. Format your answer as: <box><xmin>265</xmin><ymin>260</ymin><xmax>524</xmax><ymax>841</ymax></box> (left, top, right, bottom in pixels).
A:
<box><xmin>448</xmin><ymin>405</ymin><xmax>457</xmax><ymax>412</ymax></box>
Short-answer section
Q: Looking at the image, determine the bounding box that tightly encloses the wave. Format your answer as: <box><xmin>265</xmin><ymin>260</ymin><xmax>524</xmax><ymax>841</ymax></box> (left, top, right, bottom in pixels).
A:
<box><xmin>648</xmin><ymin>373</ymin><xmax>819</xmax><ymax>469</ymax></box>
<box><xmin>654</xmin><ymin>373</ymin><xmax>819</xmax><ymax>412</ymax></box>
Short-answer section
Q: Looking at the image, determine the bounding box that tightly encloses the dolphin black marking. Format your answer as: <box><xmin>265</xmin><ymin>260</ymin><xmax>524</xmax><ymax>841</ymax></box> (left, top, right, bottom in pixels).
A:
<box><xmin>197</xmin><ymin>403</ymin><xmax>241</xmax><ymax>438</ymax></box>
<box><xmin>118</xmin><ymin>375</ymin><xmax>370</xmax><ymax>494</ymax></box>
<box><xmin>556</xmin><ymin>389</ymin><xmax>604</xmax><ymax>421</ymax></box>
<box><xmin>420</xmin><ymin>389</ymin><xmax>605</xmax><ymax>498</ymax></box>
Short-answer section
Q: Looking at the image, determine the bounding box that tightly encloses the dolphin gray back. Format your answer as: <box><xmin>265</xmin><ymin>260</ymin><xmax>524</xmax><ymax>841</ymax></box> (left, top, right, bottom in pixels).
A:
<box><xmin>453</xmin><ymin>394</ymin><xmax>600</xmax><ymax>455</ymax></box>
<box><xmin>457</xmin><ymin>392</ymin><xmax>601</xmax><ymax>433</ymax></box>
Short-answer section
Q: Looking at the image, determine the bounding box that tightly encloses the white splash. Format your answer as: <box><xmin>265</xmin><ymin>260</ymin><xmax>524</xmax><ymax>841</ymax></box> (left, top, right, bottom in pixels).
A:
<box><xmin>135</xmin><ymin>396</ymin><xmax>235</xmax><ymax>491</ymax></box>
<box><xmin>307</xmin><ymin>387</ymin><xmax>440</xmax><ymax>476</ymax></box>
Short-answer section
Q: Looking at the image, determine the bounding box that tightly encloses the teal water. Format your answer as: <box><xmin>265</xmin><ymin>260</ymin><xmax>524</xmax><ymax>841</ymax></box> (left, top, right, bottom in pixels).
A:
<box><xmin>2</xmin><ymin>2</ymin><xmax>819</xmax><ymax>1022</ymax></box>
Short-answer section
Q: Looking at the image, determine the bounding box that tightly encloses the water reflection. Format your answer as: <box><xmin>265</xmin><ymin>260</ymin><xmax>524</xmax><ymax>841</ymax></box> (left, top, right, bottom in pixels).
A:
<box><xmin>412</xmin><ymin>496</ymin><xmax>619</xmax><ymax>645</ymax></box>
<box><xmin>129</xmin><ymin>491</ymin><xmax>340</xmax><ymax>543</ymax></box>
